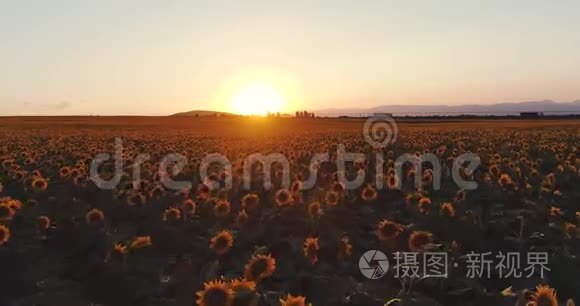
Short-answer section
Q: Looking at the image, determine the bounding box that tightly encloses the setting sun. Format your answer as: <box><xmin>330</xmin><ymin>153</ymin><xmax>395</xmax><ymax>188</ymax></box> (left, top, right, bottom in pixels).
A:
<box><xmin>230</xmin><ymin>82</ymin><xmax>286</xmax><ymax>116</ymax></box>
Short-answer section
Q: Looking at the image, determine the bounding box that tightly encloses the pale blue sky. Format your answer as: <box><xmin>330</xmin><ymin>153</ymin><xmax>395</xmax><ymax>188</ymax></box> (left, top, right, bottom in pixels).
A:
<box><xmin>1</xmin><ymin>0</ymin><xmax>579</xmax><ymax>115</ymax></box>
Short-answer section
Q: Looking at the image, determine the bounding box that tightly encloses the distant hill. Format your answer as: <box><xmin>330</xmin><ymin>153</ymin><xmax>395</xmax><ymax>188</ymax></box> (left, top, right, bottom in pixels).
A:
<box><xmin>315</xmin><ymin>100</ymin><xmax>580</xmax><ymax>116</ymax></box>
<box><xmin>170</xmin><ymin>110</ymin><xmax>238</xmax><ymax>117</ymax></box>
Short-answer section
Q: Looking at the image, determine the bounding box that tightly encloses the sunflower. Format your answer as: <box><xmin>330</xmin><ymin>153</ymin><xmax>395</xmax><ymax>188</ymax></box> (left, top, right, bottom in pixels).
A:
<box><xmin>241</xmin><ymin>193</ymin><xmax>260</xmax><ymax>213</ymax></box>
<box><xmin>163</xmin><ymin>208</ymin><xmax>182</xmax><ymax>222</ymax></box>
<box><xmin>279</xmin><ymin>294</ymin><xmax>307</xmax><ymax>306</ymax></box>
<box><xmin>549</xmin><ymin>206</ymin><xmax>562</xmax><ymax>217</ymax></box>
<box><xmin>130</xmin><ymin>236</ymin><xmax>152</xmax><ymax>249</ymax></box>
<box><xmin>455</xmin><ymin>190</ymin><xmax>466</xmax><ymax>202</ymax></box>
<box><xmin>291</xmin><ymin>180</ymin><xmax>303</xmax><ymax>193</ymax></box>
<box><xmin>440</xmin><ymin>202</ymin><xmax>456</xmax><ymax>218</ymax></box>
<box><xmin>210</xmin><ymin>230</ymin><xmax>234</xmax><ymax>256</ymax></box>
<box><xmin>498</xmin><ymin>173</ymin><xmax>513</xmax><ymax>188</ymax></box>
<box><xmin>0</xmin><ymin>203</ymin><xmax>15</xmax><ymax>221</ymax></box>
<box><xmin>417</xmin><ymin>197</ymin><xmax>432</xmax><ymax>215</ymax></box>
<box><xmin>361</xmin><ymin>185</ymin><xmax>378</xmax><ymax>202</ymax></box>
<box><xmin>275</xmin><ymin>189</ymin><xmax>293</xmax><ymax>207</ymax></box>
<box><xmin>73</xmin><ymin>174</ymin><xmax>88</xmax><ymax>187</ymax></box>
<box><xmin>86</xmin><ymin>208</ymin><xmax>105</xmax><ymax>225</ymax></box>
<box><xmin>564</xmin><ymin>223</ymin><xmax>578</xmax><ymax>239</ymax></box>
<box><xmin>59</xmin><ymin>166</ymin><xmax>72</xmax><ymax>178</ymax></box>
<box><xmin>324</xmin><ymin>190</ymin><xmax>339</xmax><ymax>207</ymax></box>
<box><xmin>181</xmin><ymin>199</ymin><xmax>197</xmax><ymax>216</ymax></box>
<box><xmin>386</xmin><ymin>174</ymin><xmax>398</xmax><ymax>190</ymax></box>
<box><xmin>529</xmin><ymin>285</ymin><xmax>558</xmax><ymax>306</ymax></box>
<box><xmin>331</xmin><ymin>181</ymin><xmax>345</xmax><ymax>193</ymax></box>
<box><xmin>243</xmin><ymin>254</ymin><xmax>276</xmax><ymax>282</ymax></box>
<box><xmin>36</xmin><ymin>216</ymin><xmax>51</xmax><ymax>231</ymax></box>
<box><xmin>228</xmin><ymin>278</ymin><xmax>257</xmax><ymax>306</ymax></box>
<box><xmin>228</xmin><ymin>278</ymin><xmax>256</xmax><ymax>293</ymax></box>
<box><xmin>376</xmin><ymin>220</ymin><xmax>404</xmax><ymax>241</ymax></box>
<box><xmin>214</xmin><ymin>200</ymin><xmax>231</xmax><ymax>218</ymax></box>
<box><xmin>307</xmin><ymin>202</ymin><xmax>323</xmax><ymax>219</ymax></box>
<box><xmin>408</xmin><ymin>231</ymin><xmax>433</xmax><ymax>252</ymax></box>
<box><xmin>149</xmin><ymin>185</ymin><xmax>166</xmax><ymax>200</ymax></box>
<box><xmin>127</xmin><ymin>191</ymin><xmax>146</xmax><ymax>206</ymax></box>
<box><xmin>303</xmin><ymin>237</ymin><xmax>319</xmax><ymax>265</ymax></box>
<box><xmin>31</xmin><ymin>177</ymin><xmax>48</xmax><ymax>192</ymax></box>
<box><xmin>196</xmin><ymin>280</ymin><xmax>233</xmax><ymax>306</ymax></box>
<box><xmin>108</xmin><ymin>243</ymin><xmax>128</xmax><ymax>262</ymax></box>
<box><xmin>236</xmin><ymin>210</ymin><xmax>249</xmax><ymax>226</ymax></box>
<box><xmin>339</xmin><ymin>235</ymin><xmax>353</xmax><ymax>259</ymax></box>
<box><xmin>0</xmin><ymin>225</ymin><xmax>10</xmax><ymax>246</ymax></box>
<box><xmin>197</xmin><ymin>183</ymin><xmax>211</xmax><ymax>201</ymax></box>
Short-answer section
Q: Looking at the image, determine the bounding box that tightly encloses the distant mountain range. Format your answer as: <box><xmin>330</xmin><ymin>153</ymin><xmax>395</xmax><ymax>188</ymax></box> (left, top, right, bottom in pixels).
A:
<box><xmin>170</xmin><ymin>110</ymin><xmax>238</xmax><ymax>117</ymax></box>
<box><xmin>314</xmin><ymin>100</ymin><xmax>580</xmax><ymax>116</ymax></box>
<box><xmin>171</xmin><ymin>100</ymin><xmax>580</xmax><ymax>117</ymax></box>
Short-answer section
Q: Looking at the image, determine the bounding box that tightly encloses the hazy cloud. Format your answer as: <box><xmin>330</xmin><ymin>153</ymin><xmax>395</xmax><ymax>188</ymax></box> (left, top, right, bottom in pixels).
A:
<box><xmin>46</xmin><ymin>101</ymin><xmax>72</xmax><ymax>110</ymax></box>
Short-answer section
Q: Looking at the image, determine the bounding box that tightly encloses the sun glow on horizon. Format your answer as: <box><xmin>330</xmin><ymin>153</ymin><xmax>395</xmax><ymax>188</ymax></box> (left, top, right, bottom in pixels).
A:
<box><xmin>229</xmin><ymin>82</ymin><xmax>287</xmax><ymax>116</ymax></box>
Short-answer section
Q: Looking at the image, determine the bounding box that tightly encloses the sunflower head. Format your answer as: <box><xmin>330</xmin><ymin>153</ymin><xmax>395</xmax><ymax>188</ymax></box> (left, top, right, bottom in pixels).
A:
<box><xmin>361</xmin><ymin>185</ymin><xmax>378</xmax><ymax>202</ymax></box>
<box><xmin>210</xmin><ymin>230</ymin><xmax>234</xmax><ymax>256</ymax></box>
<box><xmin>130</xmin><ymin>236</ymin><xmax>152</xmax><ymax>249</ymax></box>
<box><xmin>85</xmin><ymin>208</ymin><xmax>105</xmax><ymax>225</ymax></box>
<box><xmin>31</xmin><ymin>177</ymin><xmax>48</xmax><ymax>192</ymax></box>
<box><xmin>549</xmin><ymin>206</ymin><xmax>562</xmax><ymax>217</ymax></box>
<box><xmin>59</xmin><ymin>166</ymin><xmax>72</xmax><ymax>178</ymax></box>
<box><xmin>236</xmin><ymin>210</ymin><xmax>249</xmax><ymax>227</ymax></box>
<box><xmin>498</xmin><ymin>173</ymin><xmax>513</xmax><ymax>188</ymax></box>
<box><xmin>279</xmin><ymin>294</ymin><xmax>307</xmax><ymax>306</ymax></box>
<box><xmin>0</xmin><ymin>225</ymin><xmax>10</xmax><ymax>246</ymax></box>
<box><xmin>303</xmin><ymin>237</ymin><xmax>320</xmax><ymax>265</ymax></box>
<box><xmin>241</xmin><ymin>193</ymin><xmax>259</xmax><ymax>212</ymax></box>
<box><xmin>440</xmin><ymin>202</ymin><xmax>456</xmax><ymax>218</ymax></box>
<box><xmin>332</xmin><ymin>181</ymin><xmax>345</xmax><ymax>193</ymax></box>
<box><xmin>376</xmin><ymin>220</ymin><xmax>404</xmax><ymax>241</ymax></box>
<box><xmin>36</xmin><ymin>216</ymin><xmax>51</xmax><ymax>231</ymax></box>
<box><xmin>339</xmin><ymin>235</ymin><xmax>353</xmax><ymax>259</ymax></box>
<box><xmin>127</xmin><ymin>191</ymin><xmax>146</xmax><ymax>206</ymax></box>
<box><xmin>163</xmin><ymin>208</ymin><xmax>182</xmax><ymax>222</ymax></box>
<box><xmin>229</xmin><ymin>278</ymin><xmax>257</xmax><ymax>306</ymax></box>
<box><xmin>564</xmin><ymin>223</ymin><xmax>578</xmax><ymax>239</ymax></box>
<box><xmin>307</xmin><ymin>202</ymin><xmax>323</xmax><ymax>219</ymax></box>
<box><xmin>196</xmin><ymin>280</ymin><xmax>233</xmax><ymax>306</ymax></box>
<box><xmin>386</xmin><ymin>175</ymin><xmax>398</xmax><ymax>189</ymax></box>
<box><xmin>108</xmin><ymin>243</ymin><xmax>128</xmax><ymax>262</ymax></box>
<box><xmin>0</xmin><ymin>203</ymin><xmax>15</xmax><ymax>221</ymax></box>
<box><xmin>325</xmin><ymin>191</ymin><xmax>339</xmax><ymax>207</ymax></box>
<box><xmin>214</xmin><ymin>200</ymin><xmax>231</xmax><ymax>218</ymax></box>
<box><xmin>408</xmin><ymin>230</ymin><xmax>433</xmax><ymax>252</ymax></box>
<box><xmin>181</xmin><ymin>199</ymin><xmax>196</xmax><ymax>215</ymax></box>
<box><xmin>455</xmin><ymin>190</ymin><xmax>466</xmax><ymax>202</ymax></box>
<box><xmin>417</xmin><ymin>197</ymin><xmax>432</xmax><ymax>215</ymax></box>
<box><xmin>243</xmin><ymin>254</ymin><xmax>276</xmax><ymax>282</ymax></box>
<box><xmin>529</xmin><ymin>285</ymin><xmax>558</xmax><ymax>306</ymax></box>
<box><xmin>275</xmin><ymin>189</ymin><xmax>293</xmax><ymax>207</ymax></box>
